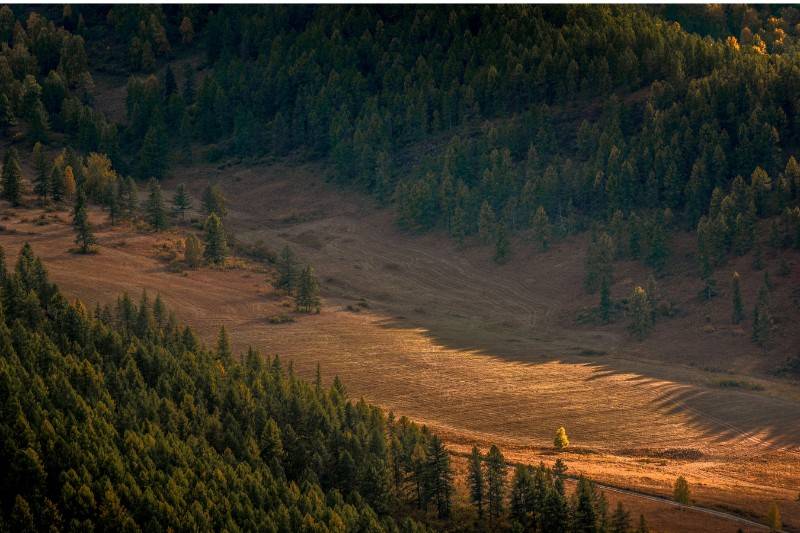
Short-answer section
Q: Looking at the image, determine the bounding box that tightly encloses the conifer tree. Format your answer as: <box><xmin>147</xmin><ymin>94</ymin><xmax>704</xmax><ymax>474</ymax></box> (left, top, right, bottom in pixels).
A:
<box><xmin>203</xmin><ymin>214</ymin><xmax>227</xmax><ymax>265</ymax></box>
<box><xmin>108</xmin><ymin>188</ymin><xmax>120</xmax><ymax>225</ymax></box>
<box><xmin>731</xmin><ymin>272</ymin><xmax>744</xmax><ymax>324</ymax></box>
<box><xmin>554</xmin><ymin>426</ymin><xmax>569</xmax><ymax>449</ymax></box>
<box><xmin>184</xmin><ymin>234</ymin><xmax>203</xmax><ymax>268</ymax></box>
<box><xmin>573</xmin><ymin>477</ymin><xmax>598</xmax><ymax>532</ymax></box>
<box><xmin>479</xmin><ymin>200</ymin><xmax>497</xmax><ymax>244</ymax></box>
<box><xmin>599</xmin><ymin>275</ymin><xmax>612</xmax><ymax>323</ymax></box>
<box><xmin>450</xmin><ymin>206</ymin><xmax>466</xmax><ymax>248</ymax></box>
<box><xmin>276</xmin><ymin>245</ymin><xmax>298</xmax><ymax>294</ymax></box>
<box><xmin>122</xmin><ymin>176</ymin><xmax>138</xmax><ymax>216</ymax></box>
<box><xmin>628</xmin><ymin>286</ymin><xmax>652</xmax><ymax>340</ymax></box>
<box><xmin>494</xmin><ymin>222</ymin><xmax>510</xmax><ymax>264</ymax></box>
<box><xmin>700</xmin><ymin>253</ymin><xmax>717</xmax><ymax>301</ymax></box>
<box><xmin>752</xmin><ymin>280</ymin><xmax>771</xmax><ymax>347</ymax></box>
<box><xmin>295</xmin><ymin>265</ymin><xmax>321</xmax><ymax>313</ymax></box>
<box><xmin>172</xmin><ymin>183</ymin><xmax>192</xmax><ymax>221</ymax></box>
<box><xmin>50</xmin><ymin>165</ymin><xmax>65</xmax><ymax>202</ymax></box>
<box><xmin>73</xmin><ymin>201</ymin><xmax>95</xmax><ymax>254</ymax></box>
<box><xmin>425</xmin><ymin>435</ymin><xmax>453</xmax><ymax>519</ymax></box>
<box><xmin>468</xmin><ymin>446</ymin><xmax>484</xmax><ymax>519</ymax></box>
<box><xmin>485</xmin><ymin>444</ymin><xmax>506</xmax><ymax>527</ymax></box>
<box><xmin>202</xmin><ymin>183</ymin><xmax>227</xmax><ymax>219</ymax></box>
<box><xmin>531</xmin><ymin>205</ymin><xmax>552</xmax><ymax>251</ymax></box>
<box><xmin>32</xmin><ymin>142</ymin><xmax>50</xmax><ymax>203</ymax></box>
<box><xmin>0</xmin><ymin>93</ymin><xmax>14</xmax><ymax>134</ymax></box>
<box><xmin>216</xmin><ymin>325</ymin><xmax>232</xmax><ymax>365</ymax></box>
<box><xmin>673</xmin><ymin>476</ymin><xmax>690</xmax><ymax>504</ymax></box>
<box><xmin>138</xmin><ymin>121</ymin><xmax>168</xmax><ymax>180</ymax></box>
<box><xmin>585</xmin><ymin>231</ymin><xmax>614</xmax><ymax>294</ymax></box>
<box><xmin>611</xmin><ymin>501</ymin><xmax>631</xmax><ymax>533</ymax></box>
<box><xmin>145</xmin><ymin>178</ymin><xmax>168</xmax><ymax>230</ymax></box>
<box><xmin>1</xmin><ymin>148</ymin><xmax>22</xmax><ymax>206</ymax></box>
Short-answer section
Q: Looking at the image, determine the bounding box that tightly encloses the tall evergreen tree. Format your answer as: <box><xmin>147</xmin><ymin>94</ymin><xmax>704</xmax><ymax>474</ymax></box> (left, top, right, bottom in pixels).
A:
<box><xmin>72</xmin><ymin>202</ymin><xmax>95</xmax><ymax>254</ymax></box>
<box><xmin>145</xmin><ymin>178</ymin><xmax>168</xmax><ymax>230</ymax></box>
<box><xmin>485</xmin><ymin>444</ymin><xmax>506</xmax><ymax>527</ymax></box>
<box><xmin>295</xmin><ymin>265</ymin><xmax>321</xmax><ymax>313</ymax></box>
<box><xmin>479</xmin><ymin>200</ymin><xmax>497</xmax><ymax>244</ymax></box>
<box><xmin>138</xmin><ymin>120</ymin><xmax>169</xmax><ymax>180</ymax></box>
<box><xmin>172</xmin><ymin>183</ymin><xmax>192</xmax><ymax>221</ymax></box>
<box><xmin>32</xmin><ymin>142</ymin><xmax>50</xmax><ymax>203</ymax></box>
<box><xmin>201</xmin><ymin>183</ymin><xmax>227</xmax><ymax>219</ymax></box>
<box><xmin>611</xmin><ymin>501</ymin><xmax>631</xmax><ymax>533</ymax></box>
<box><xmin>468</xmin><ymin>446</ymin><xmax>484</xmax><ymax>519</ymax></box>
<box><xmin>572</xmin><ymin>477</ymin><xmax>598</xmax><ymax>533</ymax></box>
<box><xmin>494</xmin><ymin>222</ymin><xmax>510</xmax><ymax>264</ymax></box>
<box><xmin>275</xmin><ymin>245</ymin><xmax>298</xmax><ymax>294</ymax></box>
<box><xmin>752</xmin><ymin>280</ymin><xmax>771</xmax><ymax>347</ymax></box>
<box><xmin>424</xmin><ymin>435</ymin><xmax>453</xmax><ymax>519</ymax></box>
<box><xmin>184</xmin><ymin>234</ymin><xmax>203</xmax><ymax>268</ymax></box>
<box><xmin>1</xmin><ymin>148</ymin><xmax>23</xmax><ymax>206</ymax></box>
<box><xmin>531</xmin><ymin>205</ymin><xmax>552</xmax><ymax>251</ymax></box>
<box><xmin>673</xmin><ymin>476</ymin><xmax>690</xmax><ymax>504</ymax></box>
<box><xmin>731</xmin><ymin>271</ymin><xmax>744</xmax><ymax>324</ymax></box>
<box><xmin>628</xmin><ymin>286</ymin><xmax>652</xmax><ymax>340</ymax></box>
<box><xmin>203</xmin><ymin>213</ymin><xmax>227</xmax><ymax>265</ymax></box>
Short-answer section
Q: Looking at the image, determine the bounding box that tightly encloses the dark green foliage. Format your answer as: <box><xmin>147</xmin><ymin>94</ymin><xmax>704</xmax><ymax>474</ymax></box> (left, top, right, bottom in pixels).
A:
<box><xmin>628</xmin><ymin>286</ymin><xmax>653</xmax><ymax>340</ymax></box>
<box><xmin>203</xmin><ymin>213</ymin><xmax>227</xmax><ymax>264</ymax></box>
<box><xmin>485</xmin><ymin>444</ymin><xmax>506</xmax><ymax>527</ymax></box>
<box><xmin>468</xmin><ymin>446</ymin><xmax>484</xmax><ymax>519</ymax></box>
<box><xmin>295</xmin><ymin>265</ymin><xmax>321</xmax><ymax>313</ymax></box>
<box><xmin>585</xmin><ymin>232</ymin><xmax>614</xmax><ymax>294</ymax></box>
<box><xmin>32</xmin><ymin>143</ymin><xmax>50</xmax><ymax>203</ymax></box>
<box><xmin>144</xmin><ymin>177</ymin><xmax>168</xmax><ymax>230</ymax></box>
<box><xmin>0</xmin><ymin>245</ymin><xmax>442</xmax><ymax>531</ymax></box>
<box><xmin>72</xmin><ymin>202</ymin><xmax>95</xmax><ymax>253</ymax></box>
<box><xmin>172</xmin><ymin>183</ymin><xmax>192</xmax><ymax>221</ymax></box>
<box><xmin>138</xmin><ymin>119</ymin><xmax>169</xmax><ymax>180</ymax></box>
<box><xmin>731</xmin><ymin>272</ymin><xmax>744</xmax><ymax>324</ymax></box>
<box><xmin>752</xmin><ymin>279</ymin><xmax>772</xmax><ymax>347</ymax></box>
<box><xmin>275</xmin><ymin>245</ymin><xmax>298</xmax><ymax>294</ymax></box>
<box><xmin>494</xmin><ymin>222</ymin><xmax>510</xmax><ymax>264</ymax></box>
<box><xmin>1</xmin><ymin>148</ymin><xmax>22</xmax><ymax>206</ymax></box>
<box><xmin>424</xmin><ymin>435</ymin><xmax>453</xmax><ymax>519</ymax></box>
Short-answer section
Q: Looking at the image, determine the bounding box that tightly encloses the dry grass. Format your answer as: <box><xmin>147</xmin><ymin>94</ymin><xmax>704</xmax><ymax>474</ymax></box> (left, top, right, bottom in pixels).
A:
<box><xmin>2</xmin><ymin>157</ymin><xmax>800</xmax><ymax>531</ymax></box>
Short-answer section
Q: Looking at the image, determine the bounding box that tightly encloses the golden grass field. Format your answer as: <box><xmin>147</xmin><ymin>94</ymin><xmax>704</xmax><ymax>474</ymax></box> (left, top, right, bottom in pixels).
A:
<box><xmin>2</xmin><ymin>157</ymin><xmax>799</xmax><ymax>531</ymax></box>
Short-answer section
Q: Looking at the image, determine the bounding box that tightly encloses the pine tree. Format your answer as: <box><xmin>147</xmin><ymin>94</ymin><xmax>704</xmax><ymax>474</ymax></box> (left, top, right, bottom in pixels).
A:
<box><xmin>531</xmin><ymin>205</ymin><xmax>552</xmax><ymax>251</ymax></box>
<box><xmin>145</xmin><ymin>178</ymin><xmax>168</xmax><ymax>230</ymax></box>
<box><xmin>673</xmin><ymin>476</ymin><xmax>690</xmax><ymax>504</ymax></box>
<box><xmin>203</xmin><ymin>213</ymin><xmax>227</xmax><ymax>265</ymax></box>
<box><xmin>494</xmin><ymin>222</ymin><xmax>510</xmax><ymax>264</ymax></box>
<box><xmin>184</xmin><ymin>234</ymin><xmax>203</xmax><ymax>268</ymax></box>
<box><xmin>1</xmin><ymin>148</ymin><xmax>23</xmax><ymax>206</ymax></box>
<box><xmin>276</xmin><ymin>245</ymin><xmax>298</xmax><ymax>294</ymax></box>
<box><xmin>628</xmin><ymin>286</ymin><xmax>652</xmax><ymax>340</ymax></box>
<box><xmin>216</xmin><ymin>325</ymin><xmax>232</xmax><ymax>365</ymax></box>
<box><xmin>123</xmin><ymin>177</ymin><xmax>138</xmax><ymax>216</ymax></box>
<box><xmin>611</xmin><ymin>501</ymin><xmax>630</xmax><ymax>533</ymax></box>
<box><xmin>295</xmin><ymin>265</ymin><xmax>321</xmax><ymax>313</ymax></box>
<box><xmin>425</xmin><ymin>435</ymin><xmax>453</xmax><ymax>519</ymax></box>
<box><xmin>108</xmin><ymin>188</ymin><xmax>120</xmax><ymax>225</ymax></box>
<box><xmin>32</xmin><ymin>142</ymin><xmax>50</xmax><ymax>203</ymax></box>
<box><xmin>138</xmin><ymin>121</ymin><xmax>168</xmax><ymax>180</ymax></box>
<box><xmin>172</xmin><ymin>183</ymin><xmax>192</xmax><ymax>221</ymax></box>
<box><xmin>731</xmin><ymin>272</ymin><xmax>744</xmax><ymax>324</ymax></box>
<box><xmin>554</xmin><ymin>426</ymin><xmax>569</xmax><ymax>449</ymax></box>
<box><xmin>485</xmin><ymin>444</ymin><xmax>506</xmax><ymax>527</ymax></box>
<box><xmin>73</xmin><ymin>202</ymin><xmax>95</xmax><ymax>254</ymax></box>
<box><xmin>599</xmin><ymin>275</ymin><xmax>612</xmax><ymax>323</ymax></box>
<box><xmin>201</xmin><ymin>184</ymin><xmax>227</xmax><ymax>219</ymax></box>
<box><xmin>479</xmin><ymin>200</ymin><xmax>497</xmax><ymax>244</ymax></box>
<box><xmin>573</xmin><ymin>477</ymin><xmax>598</xmax><ymax>533</ymax></box>
<box><xmin>585</xmin><ymin>231</ymin><xmax>614</xmax><ymax>294</ymax></box>
<box><xmin>700</xmin><ymin>253</ymin><xmax>717</xmax><ymax>301</ymax></box>
<box><xmin>752</xmin><ymin>280</ymin><xmax>771</xmax><ymax>347</ymax></box>
<box><xmin>468</xmin><ymin>446</ymin><xmax>484</xmax><ymax>519</ymax></box>
<box><xmin>0</xmin><ymin>93</ymin><xmax>15</xmax><ymax>134</ymax></box>
<box><xmin>450</xmin><ymin>206</ymin><xmax>466</xmax><ymax>248</ymax></box>
<box><xmin>50</xmin><ymin>166</ymin><xmax>65</xmax><ymax>202</ymax></box>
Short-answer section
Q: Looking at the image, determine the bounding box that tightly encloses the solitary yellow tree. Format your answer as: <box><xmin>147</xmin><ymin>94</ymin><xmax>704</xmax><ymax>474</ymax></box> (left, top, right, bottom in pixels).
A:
<box><xmin>767</xmin><ymin>502</ymin><xmax>781</xmax><ymax>532</ymax></box>
<box><xmin>554</xmin><ymin>426</ymin><xmax>569</xmax><ymax>450</ymax></box>
<box><xmin>673</xmin><ymin>476</ymin><xmax>690</xmax><ymax>504</ymax></box>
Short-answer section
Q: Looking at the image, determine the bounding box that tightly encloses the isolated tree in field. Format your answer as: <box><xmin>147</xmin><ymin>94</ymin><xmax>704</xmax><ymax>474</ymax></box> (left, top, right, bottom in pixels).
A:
<box><xmin>172</xmin><ymin>183</ymin><xmax>192</xmax><ymax>221</ymax></box>
<box><xmin>673</xmin><ymin>476</ymin><xmax>690</xmax><ymax>504</ymax></box>
<box><xmin>202</xmin><ymin>183</ymin><xmax>227</xmax><ymax>219</ymax></box>
<box><xmin>1</xmin><ymin>148</ymin><xmax>22</xmax><ymax>206</ymax></box>
<box><xmin>184</xmin><ymin>234</ymin><xmax>203</xmax><ymax>268</ymax></box>
<box><xmin>485</xmin><ymin>444</ymin><xmax>506</xmax><ymax>527</ymax></box>
<box><xmin>554</xmin><ymin>426</ymin><xmax>569</xmax><ymax>450</ymax></box>
<box><xmin>752</xmin><ymin>281</ymin><xmax>771</xmax><ymax>347</ymax></box>
<box><xmin>531</xmin><ymin>205</ymin><xmax>552</xmax><ymax>251</ymax></box>
<box><xmin>295</xmin><ymin>265</ymin><xmax>321</xmax><ymax>313</ymax></box>
<box><xmin>203</xmin><ymin>213</ymin><xmax>227</xmax><ymax>264</ymax></box>
<box><xmin>494</xmin><ymin>222</ymin><xmax>510</xmax><ymax>264</ymax></box>
<box><xmin>731</xmin><ymin>272</ymin><xmax>744</xmax><ymax>324</ymax></box>
<box><xmin>468</xmin><ymin>445</ymin><xmax>484</xmax><ymax>519</ymax></box>
<box><xmin>145</xmin><ymin>178</ymin><xmax>168</xmax><ymax>230</ymax></box>
<box><xmin>628</xmin><ymin>286</ymin><xmax>652</xmax><ymax>340</ymax></box>
<box><xmin>478</xmin><ymin>200</ymin><xmax>496</xmax><ymax>244</ymax></box>
<box><xmin>767</xmin><ymin>503</ymin><xmax>781</xmax><ymax>532</ymax></box>
<box><xmin>425</xmin><ymin>435</ymin><xmax>453</xmax><ymax>519</ymax></box>
<box><xmin>73</xmin><ymin>202</ymin><xmax>95</xmax><ymax>254</ymax></box>
<box><xmin>32</xmin><ymin>142</ymin><xmax>50</xmax><ymax>203</ymax></box>
<box><xmin>276</xmin><ymin>245</ymin><xmax>298</xmax><ymax>293</ymax></box>
<box><xmin>611</xmin><ymin>501</ymin><xmax>630</xmax><ymax>533</ymax></box>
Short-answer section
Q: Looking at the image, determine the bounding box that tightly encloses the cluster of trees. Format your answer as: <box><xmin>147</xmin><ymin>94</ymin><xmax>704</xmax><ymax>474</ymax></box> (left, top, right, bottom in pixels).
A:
<box><xmin>0</xmin><ymin>244</ymin><xmax>642</xmax><ymax>531</ymax></box>
<box><xmin>0</xmin><ymin>243</ymin><xmax>437</xmax><ymax>531</ymax></box>
<box><xmin>274</xmin><ymin>245</ymin><xmax>321</xmax><ymax>313</ymax></box>
<box><xmin>467</xmin><ymin>446</ymin><xmax>646</xmax><ymax>533</ymax></box>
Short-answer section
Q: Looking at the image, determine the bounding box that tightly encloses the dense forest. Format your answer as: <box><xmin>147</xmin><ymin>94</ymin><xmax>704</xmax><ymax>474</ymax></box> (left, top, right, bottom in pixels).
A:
<box><xmin>0</xmin><ymin>244</ymin><xmax>644</xmax><ymax>532</ymax></box>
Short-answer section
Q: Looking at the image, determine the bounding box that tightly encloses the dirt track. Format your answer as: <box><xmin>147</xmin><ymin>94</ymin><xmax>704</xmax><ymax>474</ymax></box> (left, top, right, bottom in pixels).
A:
<box><xmin>2</xmin><ymin>158</ymin><xmax>800</xmax><ymax>531</ymax></box>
